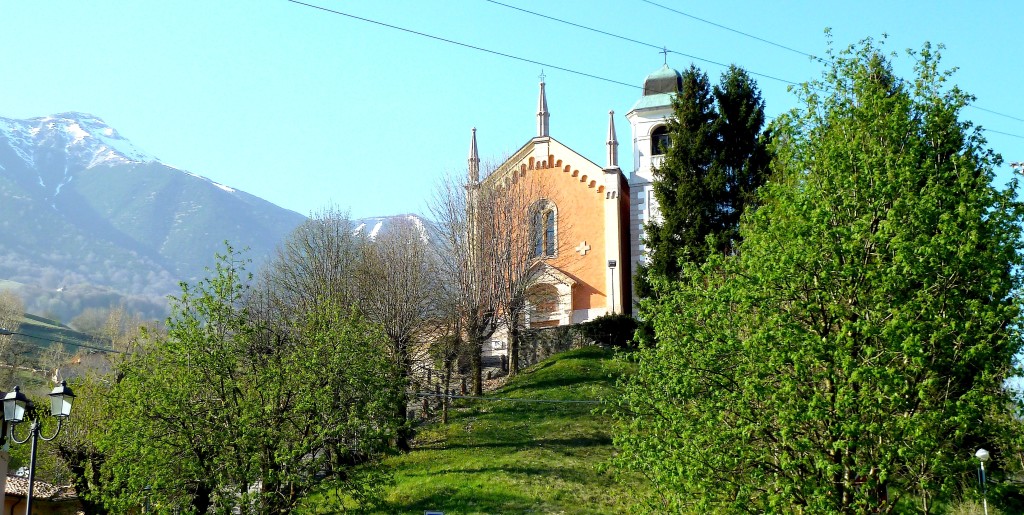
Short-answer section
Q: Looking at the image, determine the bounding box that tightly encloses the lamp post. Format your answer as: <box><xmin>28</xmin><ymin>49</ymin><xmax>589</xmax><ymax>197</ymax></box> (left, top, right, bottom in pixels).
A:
<box><xmin>976</xmin><ymin>448</ymin><xmax>990</xmax><ymax>515</ymax></box>
<box><xmin>607</xmin><ymin>260</ymin><xmax>617</xmax><ymax>315</ymax></box>
<box><xmin>3</xmin><ymin>381</ymin><xmax>75</xmax><ymax>514</ymax></box>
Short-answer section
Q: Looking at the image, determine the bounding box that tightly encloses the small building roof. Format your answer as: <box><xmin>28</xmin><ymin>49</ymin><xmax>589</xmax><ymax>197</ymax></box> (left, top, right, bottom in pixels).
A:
<box><xmin>5</xmin><ymin>475</ymin><xmax>78</xmax><ymax>502</ymax></box>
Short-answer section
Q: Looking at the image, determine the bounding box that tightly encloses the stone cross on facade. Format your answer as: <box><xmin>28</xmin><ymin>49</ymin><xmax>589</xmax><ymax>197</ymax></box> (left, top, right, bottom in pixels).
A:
<box><xmin>575</xmin><ymin>241</ymin><xmax>591</xmax><ymax>256</ymax></box>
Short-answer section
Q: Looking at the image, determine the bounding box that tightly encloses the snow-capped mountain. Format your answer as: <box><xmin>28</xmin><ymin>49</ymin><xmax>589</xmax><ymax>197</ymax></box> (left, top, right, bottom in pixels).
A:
<box><xmin>0</xmin><ymin>112</ymin><xmax>306</xmax><ymax>320</ymax></box>
<box><xmin>0</xmin><ymin>112</ymin><xmax>154</xmax><ymax>170</ymax></box>
<box><xmin>353</xmin><ymin>213</ymin><xmax>434</xmax><ymax>243</ymax></box>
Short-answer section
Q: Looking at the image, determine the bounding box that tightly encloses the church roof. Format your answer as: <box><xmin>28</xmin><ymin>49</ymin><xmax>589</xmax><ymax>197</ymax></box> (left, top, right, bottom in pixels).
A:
<box><xmin>643</xmin><ymin>64</ymin><xmax>682</xmax><ymax>96</ymax></box>
<box><xmin>630</xmin><ymin>64</ymin><xmax>681</xmax><ymax>112</ymax></box>
<box><xmin>631</xmin><ymin>92</ymin><xmax>675</xmax><ymax>112</ymax></box>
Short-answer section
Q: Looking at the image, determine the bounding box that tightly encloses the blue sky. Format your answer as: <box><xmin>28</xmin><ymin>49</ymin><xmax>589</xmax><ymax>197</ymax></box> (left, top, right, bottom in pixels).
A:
<box><xmin>2</xmin><ymin>1</ymin><xmax>1021</xmax><ymax>219</ymax></box>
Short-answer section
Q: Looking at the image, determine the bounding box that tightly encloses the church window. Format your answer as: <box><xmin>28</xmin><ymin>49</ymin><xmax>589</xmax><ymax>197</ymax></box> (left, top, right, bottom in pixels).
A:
<box><xmin>544</xmin><ymin>210</ymin><xmax>555</xmax><ymax>256</ymax></box>
<box><xmin>531</xmin><ymin>201</ymin><xmax>557</xmax><ymax>258</ymax></box>
<box><xmin>651</xmin><ymin>125</ymin><xmax>670</xmax><ymax>155</ymax></box>
<box><xmin>527</xmin><ymin>283</ymin><xmax>560</xmax><ymax>320</ymax></box>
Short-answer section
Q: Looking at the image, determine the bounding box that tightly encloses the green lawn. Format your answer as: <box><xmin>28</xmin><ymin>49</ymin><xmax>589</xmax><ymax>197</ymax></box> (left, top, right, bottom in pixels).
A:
<box><xmin>302</xmin><ymin>346</ymin><xmax>646</xmax><ymax>514</ymax></box>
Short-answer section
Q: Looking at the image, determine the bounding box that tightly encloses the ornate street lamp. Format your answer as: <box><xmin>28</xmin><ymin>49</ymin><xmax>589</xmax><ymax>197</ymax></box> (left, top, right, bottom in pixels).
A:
<box><xmin>976</xmin><ymin>448</ymin><xmax>990</xmax><ymax>515</ymax></box>
<box><xmin>3</xmin><ymin>381</ymin><xmax>75</xmax><ymax>514</ymax></box>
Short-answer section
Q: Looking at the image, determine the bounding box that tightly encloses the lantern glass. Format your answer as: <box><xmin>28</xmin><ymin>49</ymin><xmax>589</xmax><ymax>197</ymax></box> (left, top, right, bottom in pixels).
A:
<box><xmin>49</xmin><ymin>380</ymin><xmax>75</xmax><ymax>419</ymax></box>
<box><xmin>3</xmin><ymin>387</ymin><xmax>28</xmax><ymax>424</ymax></box>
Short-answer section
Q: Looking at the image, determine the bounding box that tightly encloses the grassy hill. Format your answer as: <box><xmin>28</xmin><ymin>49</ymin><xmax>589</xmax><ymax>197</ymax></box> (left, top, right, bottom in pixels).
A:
<box><xmin>303</xmin><ymin>346</ymin><xmax>647</xmax><ymax>514</ymax></box>
<box><xmin>13</xmin><ymin>313</ymin><xmax>110</xmax><ymax>357</ymax></box>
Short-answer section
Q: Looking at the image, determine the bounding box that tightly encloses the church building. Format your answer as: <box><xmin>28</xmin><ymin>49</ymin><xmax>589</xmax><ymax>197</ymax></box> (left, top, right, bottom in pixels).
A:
<box><xmin>466</xmin><ymin>65</ymin><xmax>682</xmax><ymax>331</ymax></box>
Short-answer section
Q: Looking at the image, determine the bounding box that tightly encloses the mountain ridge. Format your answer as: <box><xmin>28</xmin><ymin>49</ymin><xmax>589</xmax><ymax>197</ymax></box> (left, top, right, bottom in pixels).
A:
<box><xmin>0</xmin><ymin>112</ymin><xmax>306</xmax><ymax>321</ymax></box>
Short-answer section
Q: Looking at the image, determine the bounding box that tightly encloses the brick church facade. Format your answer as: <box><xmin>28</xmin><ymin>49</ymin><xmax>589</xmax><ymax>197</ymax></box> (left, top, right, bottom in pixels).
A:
<box><xmin>466</xmin><ymin>65</ymin><xmax>681</xmax><ymax>339</ymax></box>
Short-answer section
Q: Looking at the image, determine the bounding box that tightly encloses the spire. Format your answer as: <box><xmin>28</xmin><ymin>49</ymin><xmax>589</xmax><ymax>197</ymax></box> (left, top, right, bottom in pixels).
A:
<box><xmin>606</xmin><ymin>110</ymin><xmax>618</xmax><ymax>168</ymax></box>
<box><xmin>537</xmin><ymin>75</ymin><xmax>550</xmax><ymax>137</ymax></box>
<box><xmin>468</xmin><ymin>127</ymin><xmax>480</xmax><ymax>183</ymax></box>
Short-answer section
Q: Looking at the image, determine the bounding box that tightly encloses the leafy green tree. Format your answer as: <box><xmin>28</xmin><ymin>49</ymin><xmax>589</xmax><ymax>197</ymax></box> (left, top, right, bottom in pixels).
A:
<box><xmin>0</xmin><ymin>289</ymin><xmax>26</xmax><ymax>386</ymax></box>
<box><xmin>54</xmin><ymin>373</ymin><xmax>116</xmax><ymax>514</ymax></box>
<box><xmin>613</xmin><ymin>39</ymin><xmax>1024</xmax><ymax>513</ymax></box>
<box><xmin>95</xmin><ymin>247</ymin><xmax>400</xmax><ymax>513</ymax></box>
<box><xmin>636</xmin><ymin>65</ymin><xmax>771</xmax><ymax>300</ymax></box>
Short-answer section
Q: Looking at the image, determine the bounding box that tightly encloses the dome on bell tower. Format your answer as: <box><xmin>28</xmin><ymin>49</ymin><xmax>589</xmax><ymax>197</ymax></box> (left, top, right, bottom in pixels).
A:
<box><xmin>642</xmin><ymin>64</ymin><xmax>682</xmax><ymax>96</ymax></box>
<box><xmin>631</xmin><ymin>64</ymin><xmax>682</xmax><ymax>113</ymax></box>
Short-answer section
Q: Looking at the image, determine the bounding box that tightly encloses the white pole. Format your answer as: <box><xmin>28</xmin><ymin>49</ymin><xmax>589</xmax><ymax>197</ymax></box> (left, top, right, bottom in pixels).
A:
<box><xmin>981</xmin><ymin>461</ymin><xmax>988</xmax><ymax>515</ymax></box>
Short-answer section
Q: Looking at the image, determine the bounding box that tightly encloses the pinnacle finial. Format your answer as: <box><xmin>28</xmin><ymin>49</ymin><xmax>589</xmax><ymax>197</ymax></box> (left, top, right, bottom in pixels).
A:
<box><xmin>606</xmin><ymin>110</ymin><xmax>618</xmax><ymax>168</ymax></box>
<box><xmin>537</xmin><ymin>80</ymin><xmax>550</xmax><ymax>137</ymax></box>
<box><xmin>468</xmin><ymin>127</ymin><xmax>480</xmax><ymax>183</ymax></box>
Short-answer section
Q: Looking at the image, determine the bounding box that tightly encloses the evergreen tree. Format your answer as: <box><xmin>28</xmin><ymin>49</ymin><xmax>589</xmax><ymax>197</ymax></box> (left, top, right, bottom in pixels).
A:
<box><xmin>636</xmin><ymin>65</ymin><xmax>770</xmax><ymax>302</ymax></box>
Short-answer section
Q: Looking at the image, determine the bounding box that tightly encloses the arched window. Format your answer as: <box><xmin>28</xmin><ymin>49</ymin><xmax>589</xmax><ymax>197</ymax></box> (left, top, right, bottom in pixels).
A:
<box><xmin>651</xmin><ymin>125</ymin><xmax>670</xmax><ymax>155</ymax></box>
<box><xmin>531</xmin><ymin>200</ymin><xmax>557</xmax><ymax>258</ymax></box>
<box><xmin>527</xmin><ymin>283</ymin><xmax>559</xmax><ymax>317</ymax></box>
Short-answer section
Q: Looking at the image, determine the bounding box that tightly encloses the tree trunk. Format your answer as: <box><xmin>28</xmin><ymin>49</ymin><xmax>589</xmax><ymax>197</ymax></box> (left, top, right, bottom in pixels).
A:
<box><xmin>394</xmin><ymin>351</ymin><xmax>414</xmax><ymax>452</ymax></box>
<box><xmin>471</xmin><ymin>342</ymin><xmax>483</xmax><ymax>396</ymax></box>
<box><xmin>395</xmin><ymin>391</ymin><xmax>412</xmax><ymax>452</ymax></box>
<box><xmin>194</xmin><ymin>483</ymin><xmax>214</xmax><ymax>515</ymax></box>
<box><xmin>442</xmin><ymin>366</ymin><xmax>452</xmax><ymax>424</ymax></box>
<box><xmin>57</xmin><ymin>448</ymin><xmax>108</xmax><ymax>514</ymax></box>
<box><xmin>508</xmin><ymin>325</ymin><xmax>520</xmax><ymax>376</ymax></box>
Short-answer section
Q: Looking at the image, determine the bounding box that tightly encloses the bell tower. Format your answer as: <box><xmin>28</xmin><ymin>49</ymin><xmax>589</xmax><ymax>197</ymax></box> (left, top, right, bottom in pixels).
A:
<box><xmin>625</xmin><ymin>64</ymin><xmax>682</xmax><ymax>305</ymax></box>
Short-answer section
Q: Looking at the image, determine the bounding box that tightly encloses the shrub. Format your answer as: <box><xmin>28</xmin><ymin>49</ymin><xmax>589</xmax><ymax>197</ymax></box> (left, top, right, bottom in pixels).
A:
<box><xmin>575</xmin><ymin>314</ymin><xmax>637</xmax><ymax>349</ymax></box>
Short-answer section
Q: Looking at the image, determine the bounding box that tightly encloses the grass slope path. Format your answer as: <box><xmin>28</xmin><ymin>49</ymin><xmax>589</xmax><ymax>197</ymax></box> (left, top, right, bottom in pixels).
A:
<box><xmin>379</xmin><ymin>346</ymin><xmax>642</xmax><ymax>514</ymax></box>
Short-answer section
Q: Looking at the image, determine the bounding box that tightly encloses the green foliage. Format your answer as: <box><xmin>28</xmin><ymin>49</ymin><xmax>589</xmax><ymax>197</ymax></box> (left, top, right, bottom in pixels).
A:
<box><xmin>613</xmin><ymin>38</ymin><xmax>1024</xmax><ymax>513</ymax></box>
<box><xmin>573</xmin><ymin>313</ymin><xmax>638</xmax><ymax>349</ymax></box>
<box><xmin>94</xmin><ymin>246</ymin><xmax>402</xmax><ymax>513</ymax></box>
<box><xmin>636</xmin><ymin>64</ymin><xmax>771</xmax><ymax>300</ymax></box>
<box><xmin>54</xmin><ymin>372</ymin><xmax>117</xmax><ymax>514</ymax></box>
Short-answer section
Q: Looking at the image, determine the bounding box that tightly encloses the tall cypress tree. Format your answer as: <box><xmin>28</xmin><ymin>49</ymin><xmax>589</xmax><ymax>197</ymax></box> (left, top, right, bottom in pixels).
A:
<box><xmin>635</xmin><ymin>65</ymin><xmax>770</xmax><ymax>301</ymax></box>
<box><xmin>712</xmin><ymin>66</ymin><xmax>771</xmax><ymax>248</ymax></box>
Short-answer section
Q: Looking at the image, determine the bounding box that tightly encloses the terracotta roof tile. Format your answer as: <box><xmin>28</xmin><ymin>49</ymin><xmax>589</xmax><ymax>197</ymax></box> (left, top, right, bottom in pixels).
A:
<box><xmin>4</xmin><ymin>475</ymin><xmax>77</xmax><ymax>501</ymax></box>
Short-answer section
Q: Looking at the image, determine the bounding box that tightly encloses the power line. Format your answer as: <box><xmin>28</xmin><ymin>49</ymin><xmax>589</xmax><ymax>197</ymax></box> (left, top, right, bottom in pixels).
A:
<box><xmin>640</xmin><ymin>0</ymin><xmax>822</xmax><ymax>62</ymax></box>
<box><xmin>286</xmin><ymin>1</ymin><xmax>1024</xmax><ymax>141</ymax></box>
<box><xmin>968</xmin><ymin>105</ymin><xmax>1024</xmax><ymax>124</ymax></box>
<box><xmin>1</xmin><ymin>329</ymin><xmax>121</xmax><ymax>354</ymax></box>
<box><xmin>638</xmin><ymin>0</ymin><xmax>1024</xmax><ymax>124</ymax></box>
<box><xmin>284</xmin><ymin>0</ymin><xmax>639</xmax><ymax>89</ymax></box>
<box><xmin>983</xmin><ymin>128</ymin><xmax>1024</xmax><ymax>140</ymax></box>
<box><xmin>487</xmin><ymin>0</ymin><xmax>1022</xmax><ymax>129</ymax></box>
<box><xmin>482</xmin><ymin>0</ymin><xmax>798</xmax><ymax>85</ymax></box>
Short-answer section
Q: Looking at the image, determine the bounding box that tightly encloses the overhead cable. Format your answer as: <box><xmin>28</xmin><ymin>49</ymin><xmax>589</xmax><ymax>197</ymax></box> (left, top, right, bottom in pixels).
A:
<box><xmin>285</xmin><ymin>0</ymin><xmax>640</xmax><ymax>89</ymax></box>
<box><xmin>285</xmin><ymin>1</ymin><xmax>1024</xmax><ymax>140</ymax></box>
<box><xmin>640</xmin><ymin>0</ymin><xmax>821</xmax><ymax>62</ymax></box>
<box><xmin>1</xmin><ymin>330</ymin><xmax>121</xmax><ymax>354</ymax></box>
<box><xmin>638</xmin><ymin>0</ymin><xmax>1024</xmax><ymax>124</ymax></box>
<box><xmin>482</xmin><ymin>0</ymin><xmax>798</xmax><ymax>85</ymax></box>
